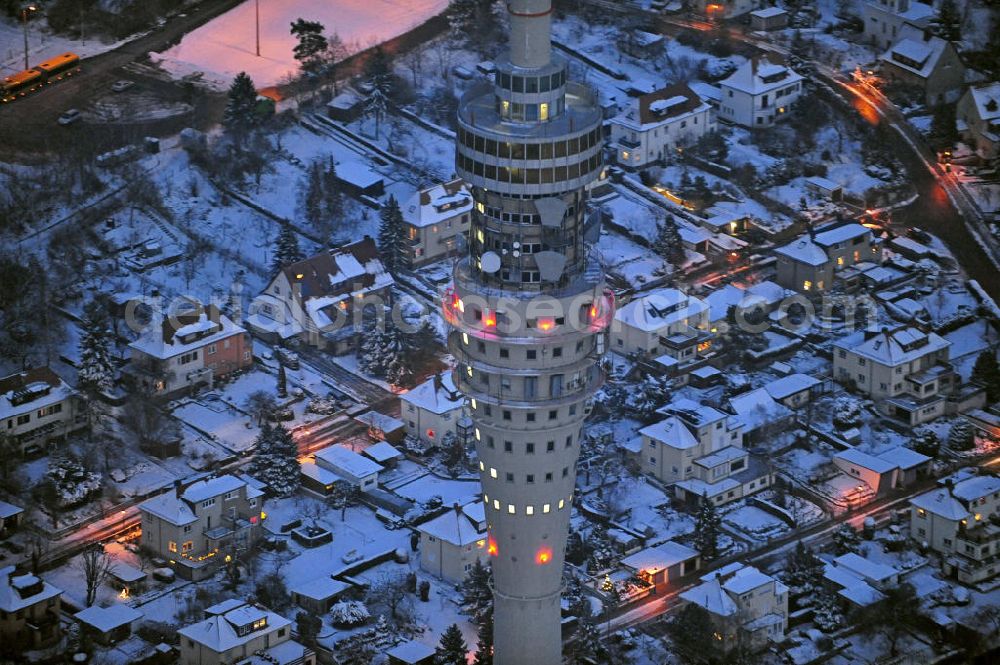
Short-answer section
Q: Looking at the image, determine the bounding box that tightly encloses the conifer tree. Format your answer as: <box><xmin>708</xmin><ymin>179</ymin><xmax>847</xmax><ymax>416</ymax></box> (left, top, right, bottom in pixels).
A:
<box><xmin>461</xmin><ymin>558</ymin><xmax>493</xmax><ymax>620</ymax></box>
<box><xmin>277</xmin><ymin>363</ymin><xmax>288</xmax><ymax>398</ymax></box>
<box><xmin>652</xmin><ymin>216</ymin><xmax>685</xmax><ymax>267</ymax></box>
<box><xmin>248</xmin><ymin>422</ymin><xmax>301</xmax><ymax>497</ymax></box>
<box><xmin>971</xmin><ymin>350</ymin><xmax>1000</xmax><ymax>403</ymax></box>
<box><xmin>693</xmin><ymin>492</ymin><xmax>722</xmax><ymax>561</ymax></box>
<box><xmin>377</xmin><ymin>195</ymin><xmax>403</xmax><ymax>273</ymax></box>
<box><xmin>302</xmin><ymin>161</ymin><xmax>324</xmax><ymax>230</ymax></box>
<box><xmin>224</xmin><ymin>72</ymin><xmax>258</xmax><ymax>139</ymax></box>
<box><xmin>436</xmin><ymin>623</ymin><xmax>468</xmax><ymax>665</ymax></box>
<box><xmin>272</xmin><ymin>224</ymin><xmax>304</xmax><ymax>276</ymax></box>
<box><xmin>933</xmin><ymin>0</ymin><xmax>962</xmax><ymax>42</ymax></box>
<box><xmin>77</xmin><ymin>299</ymin><xmax>116</xmax><ymax>400</ymax></box>
<box><xmin>567</xmin><ymin>619</ymin><xmax>602</xmax><ymax>665</ymax></box>
<box><xmin>472</xmin><ymin>612</ymin><xmax>493</xmax><ymax>665</ymax></box>
<box><xmin>322</xmin><ymin>157</ymin><xmax>344</xmax><ymax>223</ymax></box>
<box><xmin>290</xmin><ymin>19</ymin><xmax>328</xmax><ymax>74</ymax></box>
<box><xmin>948</xmin><ymin>419</ymin><xmax>975</xmax><ymax>451</ymax></box>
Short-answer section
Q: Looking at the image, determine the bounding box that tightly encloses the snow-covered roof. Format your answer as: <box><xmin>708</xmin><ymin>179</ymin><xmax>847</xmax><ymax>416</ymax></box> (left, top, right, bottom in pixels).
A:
<box><xmin>834</xmin><ymin>448</ymin><xmax>897</xmax><ymax>474</ymax></box>
<box><xmin>400</xmin><ymin>373</ymin><xmax>464</xmax><ymax>415</ymax></box>
<box><xmin>178</xmin><ymin>601</ymin><xmax>290</xmax><ymax>653</ymax></box>
<box><xmin>354</xmin><ymin>411</ymin><xmax>405</xmax><ymax>432</ymax></box>
<box><xmin>880</xmin><ymin>27</ymin><xmax>951</xmax><ymax>79</ymax></box>
<box><xmin>688</xmin><ymin>81</ymin><xmax>721</xmax><ymax>104</ymax></box>
<box><xmin>109</xmin><ymin>562</ymin><xmax>146</xmax><ymax>583</ymax></box>
<box><xmin>0</xmin><ymin>500</ymin><xmax>24</xmax><ymax>520</ymax></box>
<box><xmin>139</xmin><ymin>492</ymin><xmax>198</xmax><ymax>526</ymax></box>
<box><xmin>813</xmin><ymin>223</ymin><xmax>869</xmax><ymax>247</ymax></box>
<box><xmin>676</xmin><ymin>476</ymin><xmax>742</xmax><ymax>498</ymax></box>
<box><xmin>660</xmin><ymin>397</ymin><xmax>730</xmax><ymax>427</ymax></box>
<box><xmin>300</xmin><ymin>461</ymin><xmax>344</xmax><ymax>486</ymax></box>
<box><xmin>183</xmin><ymin>475</ymin><xmax>246</xmax><ymax>503</ymax></box>
<box><xmin>0</xmin><ymin>565</ymin><xmax>61</xmax><ymax>612</ymax></box>
<box><xmin>0</xmin><ymin>367</ymin><xmax>75</xmax><ymax>421</ymax></box>
<box><xmin>620</xmin><ymin>541</ymin><xmax>698</xmax><ymax>573</ymax></box>
<box><xmin>833</xmin><ymin>553</ymin><xmax>897</xmax><ymax>583</ymax></box>
<box><xmin>702</xmin><ymin>562</ymin><xmax>776</xmax><ymax>595</ymax></box>
<box><xmin>403</xmin><ymin>179</ymin><xmax>472</xmax><ymax>229</ymax></box>
<box><xmin>728</xmin><ymin>388</ymin><xmax>793</xmax><ymax>432</ymax></box>
<box><xmin>129</xmin><ymin>302</ymin><xmax>246</xmax><ymax>361</ymax></box>
<box><xmin>612</xmin><ymin>82</ymin><xmax>710</xmax><ymax>130</ymax></box>
<box><xmin>640</xmin><ymin>416</ymin><xmax>699</xmax><ymax>450</ymax></box>
<box><xmin>763</xmin><ymin>373</ymin><xmax>820</xmax><ymax>400</ymax></box>
<box><xmin>833</xmin><ymin>327</ymin><xmax>950</xmax><ymax>367</ymax></box>
<box><xmin>952</xmin><ymin>475</ymin><xmax>1000</xmax><ymax>502</ymax></box>
<box><xmin>805</xmin><ymin>176</ymin><xmax>842</xmax><ymax>194</ymax></box>
<box><xmin>288</xmin><ymin>576</ymin><xmax>350</xmax><ymax>601</ymax></box>
<box><xmin>774</xmin><ymin>235</ymin><xmax>829</xmax><ymax>266</ymax></box>
<box><xmin>876</xmin><ymin>446</ymin><xmax>930</xmax><ymax>470</ymax></box>
<box><xmin>751</xmin><ymin>6</ymin><xmax>786</xmax><ymax>18</ymax></box>
<box><xmin>680</xmin><ymin>577</ymin><xmax>738</xmax><ymax>616</ymax></box>
<box><xmin>75</xmin><ymin>604</ymin><xmax>143</xmax><ymax>632</ymax></box>
<box><xmin>386</xmin><ymin>640</ymin><xmax>437</xmax><ymax>663</ymax></box>
<box><xmin>363</xmin><ymin>441</ymin><xmax>403</xmax><ymax>463</ymax></box>
<box><xmin>418</xmin><ymin>503</ymin><xmax>487</xmax><ymax>546</ymax></box>
<box><xmin>615</xmin><ymin>288</ymin><xmax>708</xmax><ymax>333</ymax></box>
<box><xmin>910</xmin><ymin>488</ymin><xmax>969</xmax><ymax>521</ymax></box>
<box><xmin>705</xmin><ymin>284</ymin><xmax>746</xmax><ymax>322</ymax></box>
<box><xmin>694</xmin><ymin>445</ymin><xmax>746</xmax><ymax>469</ymax></box>
<box><xmin>721</xmin><ymin>56</ymin><xmax>802</xmax><ymax>96</ymax></box>
<box><xmin>966</xmin><ymin>83</ymin><xmax>1000</xmax><ymax>122</ymax></box>
<box><xmin>315</xmin><ymin>445</ymin><xmax>383</xmax><ymax>480</ymax></box>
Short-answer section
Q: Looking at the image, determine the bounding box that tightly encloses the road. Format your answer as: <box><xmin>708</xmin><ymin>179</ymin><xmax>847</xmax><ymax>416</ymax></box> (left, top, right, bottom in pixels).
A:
<box><xmin>0</xmin><ymin>0</ymin><xmax>245</xmax><ymax>155</ymax></box>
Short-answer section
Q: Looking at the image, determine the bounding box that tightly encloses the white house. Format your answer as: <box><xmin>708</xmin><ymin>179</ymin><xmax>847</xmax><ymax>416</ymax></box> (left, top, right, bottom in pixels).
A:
<box><xmin>718</xmin><ymin>56</ymin><xmax>803</xmax><ymax>128</ymax></box>
<box><xmin>314</xmin><ymin>445</ymin><xmax>382</xmax><ymax>490</ymax></box>
<box><xmin>418</xmin><ymin>502</ymin><xmax>489</xmax><ymax>583</ymax></box>
<box><xmin>177</xmin><ymin>600</ymin><xmax>314</xmax><ymax>665</ymax></box>
<box><xmin>879</xmin><ymin>25</ymin><xmax>966</xmax><ymax>106</ymax></box>
<box><xmin>957</xmin><ymin>82</ymin><xmax>1000</xmax><ymax>161</ymax></box>
<box><xmin>611</xmin><ymin>288</ymin><xmax>712</xmax><ymax>361</ymax></box>
<box><xmin>679</xmin><ymin>563</ymin><xmax>789</xmax><ymax>650</ymax></box>
<box><xmin>400</xmin><ymin>373</ymin><xmax>465</xmax><ymax>448</ymax></box>
<box><xmin>610</xmin><ymin>83</ymin><xmax>715</xmax><ymax>169</ymax></box>
<box><xmin>401</xmin><ymin>180</ymin><xmax>473</xmax><ymax>268</ymax></box>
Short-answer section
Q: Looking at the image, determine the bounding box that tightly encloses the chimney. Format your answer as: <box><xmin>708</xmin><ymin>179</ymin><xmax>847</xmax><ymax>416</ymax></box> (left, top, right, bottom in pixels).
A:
<box><xmin>433</xmin><ymin>372</ymin><xmax>444</xmax><ymax>394</ymax></box>
<box><xmin>175</xmin><ymin>479</ymin><xmax>184</xmax><ymax>499</ymax></box>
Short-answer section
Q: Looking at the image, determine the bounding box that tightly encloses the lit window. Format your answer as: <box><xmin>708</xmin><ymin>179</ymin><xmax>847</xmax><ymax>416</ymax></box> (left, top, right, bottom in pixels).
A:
<box><xmin>168</xmin><ymin>541</ymin><xmax>177</xmax><ymax>553</ymax></box>
<box><xmin>462</xmin><ymin>332</ymin><xmax>469</xmax><ymax>345</ymax></box>
<box><xmin>490</xmin><ymin>467</ymin><xmax>497</xmax><ymax>478</ymax></box>
<box><xmin>526</xmin><ymin>505</ymin><xmax>534</xmax><ymax>515</ymax></box>
<box><xmin>508</xmin><ymin>504</ymin><xmax>516</xmax><ymax>514</ymax></box>
<box><xmin>539</xmin><ymin>102</ymin><xmax>549</xmax><ymax>120</ymax></box>
<box><xmin>803</xmin><ymin>280</ymin><xmax>812</xmax><ymax>291</ymax></box>
<box><xmin>471</xmin><ymin>398</ymin><xmax>478</xmax><ymax>409</ymax></box>
<box><xmin>483</xmin><ymin>493</ymin><xmax>488</xmax><ymax>503</ymax></box>
<box><xmin>543</xmin><ymin>504</ymin><xmax>551</xmax><ymax>513</ymax></box>
<box><xmin>475</xmin><ymin>428</ymin><xmax>481</xmax><ymax>441</ymax></box>
<box><xmin>493</xmin><ymin>499</ymin><xmax>500</xmax><ymax>510</ymax></box>
<box><xmin>480</xmin><ymin>462</ymin><xmax>485</xmax><ymax>471</ymax></box>
<box><xmin>558</xmin><ymin>499</ymin><xmax>565</xmax><ymax>510</ymax></box>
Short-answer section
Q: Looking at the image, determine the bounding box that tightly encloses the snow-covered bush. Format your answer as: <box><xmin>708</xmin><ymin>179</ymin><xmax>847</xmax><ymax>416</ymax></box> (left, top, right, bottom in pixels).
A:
<box><xmin>330</xmin><ymin>600</ymin><xmax>370</xmax><ymax>627</ymax></box>
<box><xmin>46</xmin><ymin>457</ymin><xmax>102</xmax><ymax>507</ymax></box>
<box><xmin>306</xmin><ymin>397</ymin><xmax>339</xmax><ymax>415</ymax></box>
<box><xmin>832</xmin><ymin>396</ymin><xmax>863</xmax><ymax>430</ymax></box>
<box><xmin>948</xmin><ymin>420</ymin><xmax>975</xmax><ymax>451</ymax></box>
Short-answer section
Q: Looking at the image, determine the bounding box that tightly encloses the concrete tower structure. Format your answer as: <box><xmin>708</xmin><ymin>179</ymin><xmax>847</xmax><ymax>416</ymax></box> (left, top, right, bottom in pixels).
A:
<box><xmin>443</xmin><ymin>1</ymin><xmax>611</xmax><ymax>662</ymax></box>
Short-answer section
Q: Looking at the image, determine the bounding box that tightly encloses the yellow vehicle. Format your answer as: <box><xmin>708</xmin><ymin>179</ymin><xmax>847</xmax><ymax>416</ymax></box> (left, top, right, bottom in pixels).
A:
<box><xmin>1</xmin><ymin>52</ymin><xmax>81</xmax><ymax>103</ymax></box>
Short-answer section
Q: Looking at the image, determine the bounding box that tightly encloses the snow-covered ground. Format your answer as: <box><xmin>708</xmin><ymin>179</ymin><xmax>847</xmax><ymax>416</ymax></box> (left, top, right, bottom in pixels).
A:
<box><xmin>153</xmin><ymin>0</ymin><xmax>449</xmax><ymax>87</ymax></box>
<box><xmin>0</xmin><ymin>16</ymin><xmax>130</xmax><ymax>76</ymax></box>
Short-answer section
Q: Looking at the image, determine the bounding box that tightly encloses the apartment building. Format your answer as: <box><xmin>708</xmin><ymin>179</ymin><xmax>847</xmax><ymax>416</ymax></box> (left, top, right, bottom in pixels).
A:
<box><xmin>418</xmin><ymin>502</ymin><xmax>489</xmax><ymax>583</ymax></box>
<box><xmin>718</xmin><ymin>56</ymin><xmax>803</xmax><ymax>128</ymax></box>
<box><xmin>138</xmin><ymin>475</ymin><xmax>265</xmax><ymax>580</ymax></box>
<box><xmin>862</xmin><ymin>0</ymin><xmax>935</xmax><ymax>50</ymax></box>
<box><xmin>401</xmin><ymin>180</ymin><xmax>473</xmax><ymax>268</ymax></box>
<box><xmin>910</xmin><ymin>473</ymin><xmax>1000</xmax><ymax>583</ymax></box>
<box><xmin>957</xmin><ymin>83</ymin><xmax>1000</xmax><ymax>161</ymax></box>
<box><xmin>127</xmin><ymin>299</ymin><xmax>252</xmax><ymax>397</ymax></box>
<box><xmin>178</xmin><ymin>599</ymin><xmax>315</xmax><ymax>665</ymax></box>
<box><xmin>0</xmin><ymin>566</ymin><xmax>62</xmax><ymax>650</ymax></box>
<box><xmin>400</xmin><ymin>373</ymin><xmax>465</xmax><ymax>448</ymax></box>
<box><xmin>610</xmin><ymin>83</ymin><xmax>715</xmax><ymax>169</ymax></box>
<box><xmin>679</xmin><ymin>562</ymin><xmax>789</xmax><ymax>650</ymax></box>
<box><xmin>832</xmin><ymin>326</ymin><xmax>961</xmax><ymax>425</ymax></box>
<box><xmin>1</xmin><ymin>367</ymin><xmax>86</xmax><ymax>456</ymax></box>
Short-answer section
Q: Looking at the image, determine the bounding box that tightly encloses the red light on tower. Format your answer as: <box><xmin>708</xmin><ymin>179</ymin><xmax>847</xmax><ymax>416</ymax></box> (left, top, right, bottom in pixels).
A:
<box><xmin>538</xmin><ymin>318</ymin><xmax>553</xmax><ymax>332</ymax></box>
<box><xmin>487</xmin><ymin>536</ymin><xmax>499</xmax><ymax>556</ymax></box>
<box><xmin>589</xmin><ymin>305</ymin><xmax>598</xmax><ymax>319</ymax></box>
<box><xmin>535</xmin><ymin>546</ymin><xmax>552</xmax><ymax>565</ymax></box>
<box><xmin>483</xmin><ymin>309</ymin><xmax>497</xmax><ymax>328</ymax></box>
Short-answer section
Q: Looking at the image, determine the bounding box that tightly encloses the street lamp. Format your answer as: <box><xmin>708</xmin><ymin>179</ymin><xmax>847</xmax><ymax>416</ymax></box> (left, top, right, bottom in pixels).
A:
<box><xmin>21</xmin><ymin>5</ymin><xmax>37</xmax><ymax>71</ymax></box>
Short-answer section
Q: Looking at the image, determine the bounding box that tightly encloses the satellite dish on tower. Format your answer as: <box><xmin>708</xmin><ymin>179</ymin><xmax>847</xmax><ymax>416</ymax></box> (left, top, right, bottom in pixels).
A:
<box><xmin>481</xmin><ymin>251</ymin><xmax>501</xmax><ymax>273</ymax></box>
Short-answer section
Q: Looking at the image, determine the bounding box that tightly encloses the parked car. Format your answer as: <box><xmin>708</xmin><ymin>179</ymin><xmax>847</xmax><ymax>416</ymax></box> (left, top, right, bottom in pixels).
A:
<box><xmin>275</xmin><ymin>346</ymin><xmax>300</xmax><ymax>370</ymax></box>
<box><xmin>110</xmin><ymin>79</ymin><xmax>135</xmax><ymax>93</ymax></box>
<box><xmin>57</xmin><ymin>109</ymin><xmax>82</xmax><ymax>125</ymax></box>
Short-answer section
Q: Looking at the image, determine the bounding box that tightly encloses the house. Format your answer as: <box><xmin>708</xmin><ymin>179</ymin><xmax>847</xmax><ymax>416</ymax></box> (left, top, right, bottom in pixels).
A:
<box><xmin>774</xmin><ymin>223</ymin><xmax>881</xmax><ymax>293</ymax></box>
<box><xmin>355</xmin><ymin>411</ymin><xmax>406</xmax><ymax>443</ymax></box>
<box><xmin>326</xmin><ymin>89</ymin><xmax>364</xmax><ymax>122</ymax></box>
<box><xmin>610</xmin><ymin>83</ymin><xmax>715</xmax><ymax>168</ymax></box>
<box><xmin>127</xmin><ymin>299</ymin><xmax>252</xmax><ymax>397</ymax></box>
<box><xmin>879</xmin><ymin>25</ymin><xmax>966</xmax><ymax>106</ymax></box>
<box><xmin>401</xmin><ymin>180</ymin><xmax>473</xmax><ymax>268</ymax></box>
<box><xmin>863</xmin><ymin>0</ymin><xmax>936</xmax><ymax>50</ymax></box>
<box><xmin>387</xmin><ymin>640</ymin><xmax>437</xmax><ymax>665</ymax></box>
<box><xmin>108</xmin><ymin>562</ymin><xmax>147</xmax><ymax>598</ymax></box>
<box><xmin>314</xmin><ymin>444</ymin><xmax>382</xmax><ymax>490</ymax></box>
<box><xmin>727</xmin><ymin>388</ymin><xmax>794</xmax><ymax>443</ymax></box>
<box><xmin>718</xmin><ymin>56</ymin><xmax>803</xmax><ymax>128</ymax></box>
<box><xmin>619</xmin><ymin>541</ymin><xmax>700</xmax><ymax>588</ymax></box>
<box><xmin>957</xmin><ymin>83</ymin><xmax>1000</xmax><ymax>161</ymax></box>
<box><xmin>74</xmin><ymin>604</ymin><xmax>143</xmax><ymax>645</ymax></box>
<box><xmin>762</xmin><ymin>373</ymin><xmax>822</xmax><ymax>408</ymax></box>
<box><xmin>749</xmin><ymin>7</ymin><xmax>789</xmax><ymax>31</ymax></box>
<box><xmin>618</xmin><ymin>29</ymin><xmax>665</xmax><ymax>59</ymax></box>
<box><xmin>0</xmin><ymin>500</ymin><xmax>24</xmax><ymax>534</ymax></box>
<box><xmin>363</xmin><ymin>441</ymin><xmax>404</xmax><ymax>469</ymax></box>
<box><xmin>833</xmin><ymin>449</ymin><xmax>901</xmax><ymax>495</ymax></box>
<box><xmin>290</xmin><ymin>577</ymin><xmax>351</xmax><ymax>614</ymax></box>
<box><xmin>704</xmin><ymin>281</ymin><xmax>794</xmax><ymax>330</ymax></box>
<box><xmin>418</xmin><ymin>502</ymin><xmax>488</xmax><ymax>582</ymax></box>
<box><xmin>693</xmin><ymin>0</ymin><xmax>756</xmax><ymax>19</ymax></box>
<box><xmin>178</xmin><ymin>600</ymin><xmax>315</xmax><ymax>665</ymax></box>
<box><xmin>0</xmin><ymin>565</ymin><xmax>62</xmax><ymax>649</ymax></box>
<box><xmin>611</xmin><ymin>288</ymin><xmax>712</xmax><ymax>366</ymax></box>
<box><xmin>805</xmin><ymin>176</ymin><xmax>843</xmax><ymax>202</ymax></box>
<box><xmin>401</xmin><ymin>373</ymin><xmax>464</xmax><ymax>448</ymax></box>
<box><xmin>246</xmin><ymin>237</ymin><xmax>394</xmax><ymax>354</ymax></box>
<box><xmin>138</xmin><ymin>475</ymin><xmax>265</xmax><ymax>580</ymax></box>
<box><xmin>639</xmin><ymin>399</ymin><xmax>773</xmax><ymax>506</ymax></box>
<box><xmin>1</xmin><ymin>367</ymin><xmax>86</xmax><ymax>456</ymax></box>
<box><xmin>833</xmin><ymin>326</ymin><xmax>983</xmax><ymax>425</ymax></box>
<box><xmin>910</xmin><ymin>474</ymin><xmax>1000</xmax><ymax>583</ymax></box>
<box><xmin>679</xmin><ymin>563</ymin><xmax>788</xmax><ymax>650</ymax></box>
<box><xmin>822</xmin><ymin>552</ymin><xmax>899</xmax><ymax>607</ymax></box>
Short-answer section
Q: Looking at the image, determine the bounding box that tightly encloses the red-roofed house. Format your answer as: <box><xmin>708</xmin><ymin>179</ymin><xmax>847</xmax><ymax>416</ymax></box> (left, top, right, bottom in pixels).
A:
<box><xmin>126</xmin><ymin>299</ymin><xmax>251</xmax><ymax>397</ymax></box>
<box><xmin>247</xmin><ymin>237</ymin><xmax>394</xmax><ymax>354</ymax></box>
<box><xmin>610</xmin><ymin>83</ymin><xmax>715</xmax><ymax>168</ymax></box>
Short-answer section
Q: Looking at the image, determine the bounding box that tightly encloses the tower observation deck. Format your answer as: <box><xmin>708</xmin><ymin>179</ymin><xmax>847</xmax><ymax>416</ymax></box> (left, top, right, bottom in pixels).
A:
<box><xmin>444</xmin><ymin>1</ymin><xmax>611</xmax><ymax>663</ymax></box>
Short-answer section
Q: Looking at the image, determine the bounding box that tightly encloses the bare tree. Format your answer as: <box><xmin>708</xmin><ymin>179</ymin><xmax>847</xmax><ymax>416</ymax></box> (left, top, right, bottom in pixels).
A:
<box><xmin>402</xmin><ymin>43</ymin><xmax>426</xmax><ymax>88</ymax></box>
<box><xmin>366</xmin><ymin>572</ymin><xmax>410</xmax><ymax>620</ymax></box>
<box><xmin>245</xmin><ymin>390</ymin><xmax>278</xmax><ymax>426</ymax></box>
<box><xmin>81</xmin><ymin>546</ymin><xmax>115</xmax><ymax>607</ymax></box>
